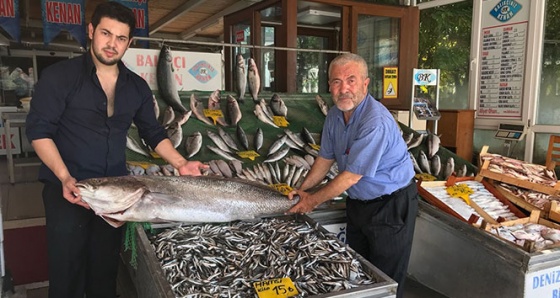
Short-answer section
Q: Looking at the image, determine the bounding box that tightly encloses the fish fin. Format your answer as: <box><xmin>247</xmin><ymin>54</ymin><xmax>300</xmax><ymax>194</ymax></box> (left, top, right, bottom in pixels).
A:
<box><xmin>102</xmin><ymin>216</ymin><xmax>126</xmax><ymax>228</ymax></box>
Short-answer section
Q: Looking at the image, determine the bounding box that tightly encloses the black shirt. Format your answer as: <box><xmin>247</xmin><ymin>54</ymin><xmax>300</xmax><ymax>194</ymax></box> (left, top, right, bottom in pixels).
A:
<box><xmin>26</xmin><ymin>52</ymin><xmax>167</xmax><ymax>183</ymax></box>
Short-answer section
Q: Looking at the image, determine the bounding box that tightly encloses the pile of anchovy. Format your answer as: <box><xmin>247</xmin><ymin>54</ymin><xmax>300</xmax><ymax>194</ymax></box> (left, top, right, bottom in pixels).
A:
<box><xmin>149</xmin><ymin>218</ymin><xmax>377</xmax><ymax>297</ymax></box>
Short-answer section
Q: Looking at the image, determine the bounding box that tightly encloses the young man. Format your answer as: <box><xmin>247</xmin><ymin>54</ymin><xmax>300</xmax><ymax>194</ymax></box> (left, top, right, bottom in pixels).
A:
<box><xmin>26</xmin><ymin>2</ymin><xmax>206</xmax><ymax>297</ymax></box>
<box><xmin>288</xmin><ymin>53</ymin><xmax>418</xmax><ymax>298</ymax></box>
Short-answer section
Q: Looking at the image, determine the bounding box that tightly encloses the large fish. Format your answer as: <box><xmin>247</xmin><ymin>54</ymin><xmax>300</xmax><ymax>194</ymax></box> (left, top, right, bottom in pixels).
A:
<box><xmin>190</xmin><ymin>93</ymin><xmax>214</xmax><ymax>126</ymax></box>
<box><xmin>76</xmin><ymin>175</ymin><xmax>298</xmax><ymax>227</ymax></box>
<box><xmin>208</xmin><ymin>90</ymin><xmax>228</xmax><ymax>126</ymax></box>
<box><xmin>234</xmin><ymin>53</ymin><xmax>247</xmax><ymax>104</ymax></box>
<box><xmin>157</xmin><ymin>46</ymin><xmax>189</xmax><ymax>114</ymax></box>
<box><xmin>270</xmin><ymin>93</ymin><xmax>288</xmax><ymax>117</ymax></box>
<box><xmin>247</xmin><ymin>58</ymin><xmax>261</xmax><ymax>103</ymax></box>
<box><xmin>427</xmin><ymin>133</ymin><xmax>441</xmax><ymax>158</ymax></box>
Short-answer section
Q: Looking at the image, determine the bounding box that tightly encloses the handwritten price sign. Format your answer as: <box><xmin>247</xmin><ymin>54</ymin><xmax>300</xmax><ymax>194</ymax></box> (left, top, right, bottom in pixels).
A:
<box><xmin>253</xmin><ymin>278</ymin><xmax>299</xmax><ymax>298</ymax></box>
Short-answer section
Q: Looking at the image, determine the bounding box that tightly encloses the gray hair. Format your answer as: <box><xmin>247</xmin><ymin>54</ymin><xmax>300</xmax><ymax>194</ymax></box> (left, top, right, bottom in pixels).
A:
<box><xmin>328</xmin><ymin>53</ymin><xmax>368</xmax><ymax>79</ymax></box>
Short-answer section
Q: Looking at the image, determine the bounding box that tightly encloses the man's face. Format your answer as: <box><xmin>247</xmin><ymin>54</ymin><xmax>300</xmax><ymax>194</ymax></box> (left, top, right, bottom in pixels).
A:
<box><xmin>328</xmin><ymin>61</ymin><xmax>370</xmax><ymax>112</ymax></box>
<box><xmin>88</xmin><ymin>17</ymin><xmax>132</xmax><ymax>66</ymax></box>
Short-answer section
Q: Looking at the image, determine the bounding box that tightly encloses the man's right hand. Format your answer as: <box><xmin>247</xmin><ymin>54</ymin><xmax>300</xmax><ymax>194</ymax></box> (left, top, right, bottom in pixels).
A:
<box><xmin>61</xmin><ymin>176</ymin><xmax>90</xmax><ymax>209</ymax></box>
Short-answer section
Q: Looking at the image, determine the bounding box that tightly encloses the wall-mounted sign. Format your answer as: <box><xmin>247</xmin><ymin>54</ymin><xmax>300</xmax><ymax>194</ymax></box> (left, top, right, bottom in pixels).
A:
<box><xmin>413</xmin><ymin>69</ymin><xmax>438</xmax><ymax>86</ymax></box>
<box><xmin>236</xmin><ymin>30</ymin><xmax>245</xmax><ymax>43</ymax></box>
<box><xmin>122</xmin><ymin>48</ymin><xmax>222</xmax><ymax>92</ymax></box>
<box><xmin>383</xmin><ymin>67</ymin><xmax>398</xmax><ymax>99</ymax></box>
<box><xmin>477</xmin><ymin>0</ymin><xmax>528</xmax><ymax>119</ymax></box>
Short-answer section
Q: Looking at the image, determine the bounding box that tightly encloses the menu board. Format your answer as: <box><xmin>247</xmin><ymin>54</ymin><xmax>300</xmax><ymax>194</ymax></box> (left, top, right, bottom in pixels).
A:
<box><xmin>477</xmin><ymin>0</ymin><xmax>529</xmax><ymax>119</ymax></box>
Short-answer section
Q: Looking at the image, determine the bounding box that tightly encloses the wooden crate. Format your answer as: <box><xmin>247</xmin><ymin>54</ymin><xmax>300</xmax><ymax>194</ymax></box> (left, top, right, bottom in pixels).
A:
<box><xmin>476</xmin><ymin>146</ymin><xmax>560</xmax><ymax>196</ymax></box>
<box><xmin>418</xmin><ymin>176</ymin><xmax>526</xmax><ymax>225</ymax></box>
<box><xmin>481</xmin><ymin>210</ymin><xmax>560</xmax><ymax>253</ymax></box>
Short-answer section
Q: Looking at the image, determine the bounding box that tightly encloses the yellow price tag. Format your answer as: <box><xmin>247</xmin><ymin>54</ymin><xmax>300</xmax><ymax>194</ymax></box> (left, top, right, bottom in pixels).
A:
<box><xmin>203</xmin><ymin>109</ymin><xmax>224</xmax><ymax>125</ymax></box>
<box><xmin>415</xmin><ymin>173</ymin><xmax>437</xmax><ymax>181</ymax></box>
<box><xmin>126</xmin><ymin>161</ymin><xmax>155</xmax><ymax>169</ymax></box>
<box><xmin>149</xmin><ymin>152</ymin><xmax>161</xmax><ymax>159</ymax></box>
<box><xmin>253</xmin><ymin>278</ymin><xmax>299</xmax><ymax>298</ymax></box>
<box><xmin>237</xmin><ymin>150</ymin><xmax>260</xmax><ymax>161</ymax></box>
<box><xmin>272</xmin><ymin>116</ymin><xmax>290</xmax><ymax>127</ymax></box>
<box><xmin>309</xmin><ymin>143</ymin><xmax>320</xmax><ymax>151</ymax></box>
<box><xmin>270</xmin><ymin>183</ymin><xmax>293</xmax><ymax>195</ymax></box>
<box><xmin>446</xmin><ymin>183</ymin><xmax>474</xmax><ymax>205</ymax></box>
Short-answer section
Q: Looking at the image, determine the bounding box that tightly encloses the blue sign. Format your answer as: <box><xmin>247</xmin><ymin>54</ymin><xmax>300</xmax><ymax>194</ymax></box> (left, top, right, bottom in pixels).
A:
<box><xmin>0</xmin><ymin>0</ymin><xmax>20</xmax><ymax>42</ymax></box>
<box><xmin>41</xmin><ymin>0</ymin><xmax>86</xmax><ymax>48</ymax></box>
<box><xmin>490</xmin><ymin>0</ymin><xmax>522</xmax><ymax>22</ymax></box>
<box><xmin>189</xmin><ymin>60</ymin><xmax>218</xmax><ymax>84</ymax></box>
<box><xmin>413</xmin><ymin>69</ymin><xmax>438</xmax><ymax>86</ymax></box>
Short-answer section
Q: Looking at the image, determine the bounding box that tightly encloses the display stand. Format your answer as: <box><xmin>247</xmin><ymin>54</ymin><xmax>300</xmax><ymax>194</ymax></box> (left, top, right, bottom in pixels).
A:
<box><xmin>410</xmin><ymin>69</ymin><xmax>441</xmax><ymax>133</ymax></box>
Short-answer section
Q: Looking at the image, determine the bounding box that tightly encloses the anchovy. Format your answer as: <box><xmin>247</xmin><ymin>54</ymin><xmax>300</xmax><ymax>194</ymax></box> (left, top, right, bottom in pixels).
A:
<box><xmin>76</xmin><ymin>175</ymin><xmax>297</xmax><ymax>227</ymax></box>
<box><xmin>156</xmin><ymin>46</ymin><xmax>189</xmax><ymax>113</ymax></box>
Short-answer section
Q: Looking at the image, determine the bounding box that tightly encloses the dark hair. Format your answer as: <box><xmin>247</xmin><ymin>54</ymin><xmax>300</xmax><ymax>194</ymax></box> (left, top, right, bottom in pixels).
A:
<box><xmin>90</xmin><ymin>2</ymin><xmax>136</xmax><ymax>38</ymax></box>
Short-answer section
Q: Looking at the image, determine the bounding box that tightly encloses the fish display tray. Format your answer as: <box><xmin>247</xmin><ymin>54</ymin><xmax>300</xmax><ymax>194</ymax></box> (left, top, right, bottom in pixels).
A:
<box><xmin>122</xmin><ymin>215</ymin><xmax>398</xmax><ymax>298</ymax></box>
<box><xmin>418</xmin><ymin>176</ymin><xmax>526</xmax><ymax>225</ymax></box>
<box><xmin>481</xmin><ymin>210</ymin><xmax>560</xmax><ymax>253</ymax></box>
<box><xmin>476</xmin><ymin>146</ymin><xmax>560</xmax><ymax>196</ymax></box>
<box><xmin>492</xmin><ymin>182</ymin><xmax>560</xmax><ymax>223</ymax></box>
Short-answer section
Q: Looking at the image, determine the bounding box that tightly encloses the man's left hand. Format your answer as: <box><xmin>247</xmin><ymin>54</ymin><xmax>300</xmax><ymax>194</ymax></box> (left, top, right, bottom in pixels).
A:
<box><xmin>177</xmin><ymin>160</ymin><xmax>209</xmax><ymax>176</ymax></box>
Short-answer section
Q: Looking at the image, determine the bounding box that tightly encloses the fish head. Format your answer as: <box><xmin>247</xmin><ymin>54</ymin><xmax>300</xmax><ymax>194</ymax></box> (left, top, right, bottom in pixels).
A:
<box><xmin>160</xmin><ymin>46</ymin><xmax>172</xmax><ymax>63</ymax></box>
<box><xmin>76</xmin><ymin>176</ymin><xmax>147</xmax><ymax>214</ymax></box>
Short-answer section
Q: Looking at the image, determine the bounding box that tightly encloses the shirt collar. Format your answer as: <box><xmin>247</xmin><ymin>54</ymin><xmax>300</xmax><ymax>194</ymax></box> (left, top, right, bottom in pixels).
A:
<box><xmin>83</xmin><ymin>50</ymin><xmax>130</xmax><ymax>82</ymax></box>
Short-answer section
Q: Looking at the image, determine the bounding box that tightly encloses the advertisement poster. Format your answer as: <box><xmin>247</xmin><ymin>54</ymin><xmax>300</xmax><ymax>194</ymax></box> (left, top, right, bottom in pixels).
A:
<box><xmin>122</xmin><ymin>48</ymin><xmax>222</xmax><ymax>92</ymax></box>
<box><xmin>477</xmin><ymin>0</ymin><xmax>529</xmax><ymax>118</ymax></box>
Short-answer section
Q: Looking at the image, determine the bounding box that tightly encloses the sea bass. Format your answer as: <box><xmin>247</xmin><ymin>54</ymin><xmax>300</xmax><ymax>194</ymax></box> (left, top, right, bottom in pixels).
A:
<box><xmin>234</xmin><ymin>53</ymin><xmax>247</xmax><ymax>103</ymax></box>
<box><xmin>247</xmin><ymin>58</ymin><xmax>261</xmax><ymax>103</ymax></box>
<box><xmin>157</xmin><ymin>46</ymin><xmax>189</xmax><ymax>113</ymax></box>
<box><xmin>76</xmin><ymin>175</ymin><xmax>297</xmax><ymax>227</ymax></box>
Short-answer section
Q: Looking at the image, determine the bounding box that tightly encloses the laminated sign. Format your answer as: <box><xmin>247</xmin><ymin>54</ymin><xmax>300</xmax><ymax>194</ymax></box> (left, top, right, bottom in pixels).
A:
<box><xmin>383</xmin><ymin>67</ymin><xmax>398</xmax><ymax>99</ymax></box>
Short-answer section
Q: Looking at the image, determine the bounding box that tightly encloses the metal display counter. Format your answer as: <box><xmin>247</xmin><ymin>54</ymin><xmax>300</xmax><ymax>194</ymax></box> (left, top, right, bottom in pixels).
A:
<box><xmin>409</xmin><ymin>200</ymin><xmax>560</xmax><ymax>298</ymax></box>
<box><xmin>123</xmin><ymin>215</ymin><xmax>398</xmax><ymax>298</ymax></box>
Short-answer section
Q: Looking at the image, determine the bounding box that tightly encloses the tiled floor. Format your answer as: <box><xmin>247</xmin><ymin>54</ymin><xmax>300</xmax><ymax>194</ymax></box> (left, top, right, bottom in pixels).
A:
<box><xmin>0</xmin><ymin>157</ymin><xmax>447</xmax><ymax>298</ymax></box>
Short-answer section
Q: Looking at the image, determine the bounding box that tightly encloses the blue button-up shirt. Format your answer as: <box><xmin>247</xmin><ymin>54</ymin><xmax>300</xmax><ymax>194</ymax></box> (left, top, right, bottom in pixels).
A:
<box><xmin>320</xmin><ymin>93</ymin><xmax>414</xmax><ymax>200</ymax></box>
<box><xmin>26</xmin><ymin>52</ymin><xmax>167</xmax><ymax>183</ymax></box>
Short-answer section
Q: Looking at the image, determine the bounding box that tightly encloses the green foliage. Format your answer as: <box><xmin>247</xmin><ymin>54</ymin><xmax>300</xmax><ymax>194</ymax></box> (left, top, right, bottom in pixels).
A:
<box><xmin>418</xmin><ymin>1</ymin><xmax>473</xmax><ymax>107</ymax></box>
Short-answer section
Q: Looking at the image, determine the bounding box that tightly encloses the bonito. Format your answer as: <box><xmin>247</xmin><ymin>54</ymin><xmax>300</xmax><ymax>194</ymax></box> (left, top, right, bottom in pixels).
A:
<box><xmin>76</xmin><ymin>175</ymin><xmax>297</xmax><ymax>227</ymax></box>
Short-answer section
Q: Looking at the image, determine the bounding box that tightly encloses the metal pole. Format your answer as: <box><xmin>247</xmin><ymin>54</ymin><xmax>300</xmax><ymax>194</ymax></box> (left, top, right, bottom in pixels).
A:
<box><xmin>131</xmin><ymin>36</ymin><xmax>350</xmax><ymax>54</ymax></box>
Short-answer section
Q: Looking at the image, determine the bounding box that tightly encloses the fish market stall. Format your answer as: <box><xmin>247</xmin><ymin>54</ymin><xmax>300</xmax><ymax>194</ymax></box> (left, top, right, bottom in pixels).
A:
<box><xmin>123</xmin><ymin>215</ymin><xmax>398</xmax><ymax>298</ymax></box>
<box><xmin>409</xmin><ymin>192</ymin><xmax>560</xmax><ymax>298</ymax></box>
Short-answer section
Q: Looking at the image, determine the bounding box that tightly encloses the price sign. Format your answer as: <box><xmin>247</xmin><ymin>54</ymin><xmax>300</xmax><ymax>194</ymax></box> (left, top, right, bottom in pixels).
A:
<box><xmin>203</xmin><ymin>109</ymin><xmax>224</xmax><ymax>125</ymax></box>
<box><xmin>446</xmin><ymin>183</ymin><xmax>474</xmax><ymax>205</ymax></box>
<box><xmin>126</xmin><ymin>161</ymin><xmax>155</xmax><ymax>169</ymax></box>
<box><xmin>309</xmin><ymin>143</ymin><xmax>320</xmax><ymax>151</ymax></box>
<box><xmin>253</xmin><ymin>278</ymin><xmax>299</xmax><ymax>298</ymax></box>
<box><xmin>270</xmin><ymin>183</ymin><xmax>293</xmax><ymax>195</ymax></box>
<box><xmin>237</xmin><ymin>150</ymin><xmax>260</xmax><ymax>161</ymax></box>
<box><xmin>272</xmin><ymin>116</ymin><xmax>289</xmax><ymax>127</ymax></box>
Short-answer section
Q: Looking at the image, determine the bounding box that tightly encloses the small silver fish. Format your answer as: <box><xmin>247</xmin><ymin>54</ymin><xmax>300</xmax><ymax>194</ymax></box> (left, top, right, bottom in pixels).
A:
<box><xmin>254</xmin><ymin>128</ymin><xmax>263</xmax><ymax>152</ymax></box>
<box><xmin>185</xmin><ymin>131</ymin><xmax>202</xmax><ymax>158</ymax></box>
<box><xmin>236</xmin><ymin>124</ymin><xmax>249</xmax><ymax>151</ymax></box>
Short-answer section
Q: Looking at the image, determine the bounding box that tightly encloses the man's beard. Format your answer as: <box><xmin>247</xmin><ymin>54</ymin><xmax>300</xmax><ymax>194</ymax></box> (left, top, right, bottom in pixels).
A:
<box><xmin>92</xmin><ymin>46</ymin><xmax>119</xmax><ymax>66</ymax></box>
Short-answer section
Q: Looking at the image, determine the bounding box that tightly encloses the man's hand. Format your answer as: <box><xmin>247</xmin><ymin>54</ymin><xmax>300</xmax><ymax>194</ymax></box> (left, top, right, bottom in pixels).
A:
<box><xmin>61</xmin><ymin>176</ymin><xmax>90</xmax><ymax>209</ymax></box>
<box><xmin>287</xmin><ymin>189</ymin><xmax>317</xmax><ymax>215</ymax></box>
<box><xmin>177</xmin><ymin>160</ymin><xmax>209</xmax><ymax>176</ymax></box>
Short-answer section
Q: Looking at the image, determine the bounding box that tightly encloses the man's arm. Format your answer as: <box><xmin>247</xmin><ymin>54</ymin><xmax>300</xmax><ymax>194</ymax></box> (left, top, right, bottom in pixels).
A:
<box><xmin>298</xmin><ymin>156</ymin><xmax>334</xmax><ymax>191</ymax></box>
<box><xmin>31</xmin><ymin>138</ymin><xmax>88</xmax><ymax>208</ymax></box>
<box><xmin>153</xmin><ymin>139</ymin><xmax>207</xmax><ymax>176</ymax></box>
<box><xmin>288</xmin><ymin>170</ymin><xmax>362</xmax><ymax>214</ymax></box>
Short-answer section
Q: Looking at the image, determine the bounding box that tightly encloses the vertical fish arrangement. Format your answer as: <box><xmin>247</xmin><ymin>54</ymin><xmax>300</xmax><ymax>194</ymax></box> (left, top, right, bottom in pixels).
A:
<box><xmin>156</xmin><ymin>46</ymin><xmax>189</xmax><ymax>114</ymax></box>
<box><xmin>234</xmin><ymin>53</ymin><xmax>247</xmax><ymax>103</ymax></box>
<box><xmin>247</xmin><ymin>57</ymin><xmax>261</xmax><ymax>103</ymax></box>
